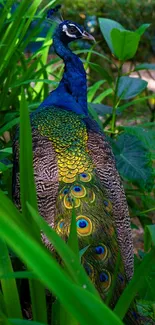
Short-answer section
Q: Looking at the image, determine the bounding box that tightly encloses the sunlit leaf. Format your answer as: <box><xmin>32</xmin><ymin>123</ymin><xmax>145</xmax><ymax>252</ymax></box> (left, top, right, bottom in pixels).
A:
<box><xmin>136</xmin><ymin>24</ymin><xmax>150</xmax><ymax>36</ymax></box>
<box><xmin>99</xmin><ymin>18</ymin><xmax>124</xmax><ymax>53</ymax></box>
<box><xmin>111</xmin><ymin>29</ymin><xmax>140</xmax><ymax>60</ymax></box>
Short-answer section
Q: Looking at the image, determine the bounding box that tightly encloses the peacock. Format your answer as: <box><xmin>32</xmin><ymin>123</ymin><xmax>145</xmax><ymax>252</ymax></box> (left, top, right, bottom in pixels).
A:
<box><xmin>13</xmin><ymin>5</ymin><xmax>142</xmax><ymax>324</ymax></box>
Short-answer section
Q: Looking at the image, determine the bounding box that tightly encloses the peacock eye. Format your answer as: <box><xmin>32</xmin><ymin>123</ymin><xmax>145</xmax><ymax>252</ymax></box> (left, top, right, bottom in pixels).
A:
<box><xmin>99</xmin><ymin>270</ymin><xmax>111</xmax><ymax>292</ymax></box>
<box><xmin>76</xmin><ymin>215</ymin><xmax>92</xmax><ymax>236</ymax></box>
<box><xmin>94</xmin><ymin>244</ymin><xmax>108</xmax><ymax>261</ymax></box>
<box><xmin>69</xmin><ymin>26</ymin><xmax>77</xmax><ymax>34</ymax></box>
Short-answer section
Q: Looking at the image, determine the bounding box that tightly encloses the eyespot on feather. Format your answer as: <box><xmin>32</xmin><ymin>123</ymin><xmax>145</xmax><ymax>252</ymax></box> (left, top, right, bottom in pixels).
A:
<box><xmin>71</xmin><ymin>184</ymin><xmax>86</xmax><ymax>198</ymax></box>
<box><xmin>79</xmin><ymin>172</ymin><xmax>92</xmax><ymax>182</ymax></box>
<box><xmin>99</xmin><ymin>270</ymin><xmax>111</xmax><ymax>292</ymax></box>
<box><xmin>88</xmin><ymin>189</ymin><xmax>95</xmax><ymax>203</ymax></box>
<box><xmin>56</xmin><ymin>219</ymin><xmax>66</xmax><ymax>235</ymax></box>
<box><xmin>64</xmin><ymin>194</ymin><xmax>80</xmax><ymax>209</ymax></box>
<box><xmin>83</xmin><ymin>262</ymin><xmax>94</xmax><ymax>281</ymax></box>
<box><xmin>94</xmin><ymin>244</ymin><xmax>108</xmax><ymax>261</ymax></box>
<box><xmin>76</xmin><ymin>216</ymin><xmax>92</xmax><ymax>236</ymax></box>
<box><xmin>103</xmin><ymin>199</ymin><xmax>112</xmax><ymax>213</ymax></box>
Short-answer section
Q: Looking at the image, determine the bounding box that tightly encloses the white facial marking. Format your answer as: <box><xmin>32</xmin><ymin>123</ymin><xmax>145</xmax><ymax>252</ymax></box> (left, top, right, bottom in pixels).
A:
<box><xmin>68</xmin><ymin>23</ymin><xmax>83</xmax><ymax>35</ymax></box>
<box><xmin>62</xmin><ymin>23</ymin><xmax>77</xmax><ymax>38</ymax></box>
<box><xmin>65</xmin><ymin>31</ymin><xmax>77</xmax><ymax>38</ymax></box>
<box><xmin>62</xmin><ymin>24</ymin><xmax>67</xmax><ymax>32</ymax></box>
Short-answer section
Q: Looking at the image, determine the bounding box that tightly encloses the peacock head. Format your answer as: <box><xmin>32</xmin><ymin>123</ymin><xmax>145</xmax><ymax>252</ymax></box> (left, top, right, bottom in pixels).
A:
<box><xmin>58</xmin><ymin>20</ymin><xmax>95</xmax><ymax>44</ymax></box>
<box><xmin>47</xmin><ymin>5</ymin><xmax>95</xmax><ymax>45</ymax></box>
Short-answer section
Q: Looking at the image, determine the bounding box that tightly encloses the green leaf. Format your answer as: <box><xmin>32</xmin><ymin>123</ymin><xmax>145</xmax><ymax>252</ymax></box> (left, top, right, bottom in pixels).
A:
<box><xmin>136</xmin><ymin>24</ymin><xmax>150</xmax><ymax>36</ymax></box>
<box><xmin>112</xmin><ymin>133</ymin><xmax>153</xmax><ymax>190</ymax></box>
<box><xmin>87</xmin><ymin>80</ymin><xmax>106</xmax><ymax>102</ymax></box>
<box><xmin>0</xmin><ymin>290</ymin><xmax>7</xmax><ymax>315</ymax></box>
<box><xmin>0</xmin><ymin>162</ymin><xmax>12</xmax><ymax>172</ymax></box>
<box><xmin>92</xmin><ymin>88</ymin><xmax>113</xmax><ymax>103</ymax></box>
<box><xmin>88</xmin><ymin>62</ymin><xmax>113</xmax><ymax>84</ymax></box>
<box><xmin>0</xmin><ymin>148</ymin><xmax>12</xmax><ymax>160</ymax></box>
<box><xmin>9</xmin><ymin>320</ymin><xmax>47</xmax><ymax>325</ymax></box>
<box><xmin>120</xmin><ymin>126</ymin><xmax>155</xmax><ymax>152</ymax></box>
<box><xmin>79</xmin><ymin>246</ymin><xmax>90</xmax><ymax>260</ymax></box>
<box><xmin>19</xmin><ymin>89</ymin><xmax>38</xmax><ymax>224</ymax></box>
<box><xmin>114</xmin><ymin>248</ymin><xmax>155</xmax><ymax>319</ymax></box>
<box><xmin>117</xmin><ymin>94</ymin><xmax>155</xmax><ymax>112</ymax></box>
<box><xmin>0</xmin><ymin>311</ymin><xmax>12</xmax><ymax>325</ymax></box>
<box><xmin>117</xmin><ymin>76</ymin><xmax>148</xmax><ymax>100</ymax></box>
<box><xmin>0</xmin><ymin>271</ymin><xmax>35</xmax><ymax>280</ymax></box>
<box><xmin>19</xmin><ymin>89</ymin><xmax>47</xmax><ymax>323</ymax></box>
<box><xmin>89</xmin><ymin>104</ymin><xmax>113</xmax><ymax>116</ymax></box>
<box><xmin>111</xmin><ymin>29</ymin><xmax>140</xmax><ymax>60</ymax></box>
<box><xmin>88</xmin><ymin>104</ymin><xmax>104</xmax><ymax>131</ymax></box>
<box><xmin>144</xmin><ymin>225</ymin><xmax>155</xmax><ymax>251</ymax></box>
<box><xmin>0</xmin><ymin>192</ymin><xmax>123</xmax><ymax>325</ymax></box>
<box><xmin>134</xmin><ymin>63</ymin><xmax>155</xmax><ymax>71</ymax></box>
<box><xmin>68</xmin><ymin>209</ymin><xmax>79</xmax><ymax>258</ymax></box>
<box><xmin>27</xmin><ymin>203</ymin><xmax>99</xmax><ymax>298</ymax></box>
<box><xmin>99</xmin><ymin>18</ymin><xmax>125</xmax><ymax>53</ymax></box>
<box><xmin>0</xmin><ymin>117</ymin><xmax>20</xmax><ymax>136</ymax></box>
<box><xmin>62</xmin><ymin>209</ymin><xmax>79</xmax><ymax>325</ymax></box>
<box><xmin>0</xmin><ymin>239</ymin><xmax>22</xmax><ymax>318</ymax></box>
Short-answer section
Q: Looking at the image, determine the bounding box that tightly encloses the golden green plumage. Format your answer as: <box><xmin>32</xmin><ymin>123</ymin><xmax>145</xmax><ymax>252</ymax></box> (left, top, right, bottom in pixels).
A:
<box><xmin>32</xmin><ymin>108</ymin><xmax>93</xmax><ymax>183</ymax></box>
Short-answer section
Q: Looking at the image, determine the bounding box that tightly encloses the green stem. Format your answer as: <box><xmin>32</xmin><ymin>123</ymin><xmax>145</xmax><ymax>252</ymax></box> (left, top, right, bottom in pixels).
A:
<box><xmin>111</xmin><ymin>61</ymin><xmax>124</xmax><ymax>133</ymax></box>
<box><xmin>138</xmin><ymin>207</ymin><xmax>155</xmax><ymax>215</ymax></box>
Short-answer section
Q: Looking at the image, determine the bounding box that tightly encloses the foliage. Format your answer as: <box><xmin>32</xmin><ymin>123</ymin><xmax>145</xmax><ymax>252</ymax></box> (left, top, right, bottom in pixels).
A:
<box><xmin>0</xmin><ymin>1</ymin><xmax>155</xmax><ymax>325</ymax></box>
<box><xmin>64</xmin><ymin>0</ymin><xmax>155</xmax><ymax>61</ymax></box>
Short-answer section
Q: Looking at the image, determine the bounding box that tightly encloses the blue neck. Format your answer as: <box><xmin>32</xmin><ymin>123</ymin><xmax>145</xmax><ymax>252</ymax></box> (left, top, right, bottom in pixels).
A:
<box><xmin>39</xmin><ymin>31</ymin><xmax>88</xmax><ymax>116</ymax></box>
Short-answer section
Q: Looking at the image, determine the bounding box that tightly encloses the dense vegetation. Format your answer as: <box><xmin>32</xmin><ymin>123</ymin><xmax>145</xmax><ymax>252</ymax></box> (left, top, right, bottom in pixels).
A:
<box><xmin>0</xmin><ymin>0</ymin><xmax>155</xmax><ymax>324</ymax></box>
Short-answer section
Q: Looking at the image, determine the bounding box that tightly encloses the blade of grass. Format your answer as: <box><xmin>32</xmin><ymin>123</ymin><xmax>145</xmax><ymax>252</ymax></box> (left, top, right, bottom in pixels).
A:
<box><xmin>68</xmin><ymin>208</ymin><xmax>79</xmax><ymax>257</ymax></box>
<box><xmin>27</xmin><ymin>203</ymin><xmax>99</xmax><ymax>298</ymax></box>
<box><xmin>87</xmin><ymin>80</ymin><xmax>106</xmax><ymax>102</ymax></box>
<box><xmin>18</xmin><ymin>0</ymin><xmax>42</xmax><ymax>44</ymax></box>
<box><xmin>88</xmin><ymin>104</ymin><xmax>104</xmax><ymax>131</ymax></box>
<box><xmin>0</xmin><ymin>0</ymin><xmax>43</xmax><ymax>77</ymax></box>
<box><xmin>144</xmin><ymin>224</ymin><xmax>155</xmax><ymax>251</ymax></box>
<box><xmin>117</xmin><ymin>94</ymin><xmax>155</xmax><ymax>113</ymax></box>
<box><xmin>9</xmin><ymin>320</ymin><xmax>47</xmax><ymax>325</ymax></box>
<box><xmin>0</xmin><ymin>239</ymin><xmax>22</xmax><ymax>318</ymax></box>
<box><xmin>0</xmin><ymin>0</ymin><xmax>14</xmax><ymax>31</ymax></box>
<box><xmin>0</xmin><ymin>311</ymin><xmax>12</xmax><ymax>325</ymax></box>
<box><xmin>57</xmin><ymin>208</ymin><xmax>80</xmax><ymax>325</ymax></box>
<box><xmin>0</xmin><ymin>271</ymin><xmax>35</xmax><ymax>280</ymax></box>
<box><xmin>39</xmin><ymin>0</ymin><xmax>58</xmax><ymax>15</ymax></box>
<box><xmin>114</xmin><ymin>248</ymin><xmax>155</xmax><ymax>320</ymax></box>
<box><xmin>33</xmin><ymin>25</ymin><xmax>54</xmax><ymax>97</ymax></box>
<box><xmin>19</xmin><ymin>90</ymin><xmax>47</xmax><ymax>323</ymax></box>
<box><xmin>0</xmin><ymin>195</ymin><xmax>123</xmax><ymax>325</ymax></box>
<box><xmin>0</xmin><ymin>290</ymin><xmax>7</xmax><ymax>315</ymax></box>
<box><xmin>19</xmin><ymin>89</ymin><xmax>38</xmax><ymax>222</ymax></box>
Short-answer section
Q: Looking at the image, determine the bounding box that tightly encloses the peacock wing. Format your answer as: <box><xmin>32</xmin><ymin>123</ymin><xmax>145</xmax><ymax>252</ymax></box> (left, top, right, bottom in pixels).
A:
<box><xmin>84</xmin><ymin>116</ymin><xmax>134</xmax><ymax>282</ymax></box>
<box><xmin>12</xmin><ymin>127</ymin><xmax>59</xmax><ymax>248</ymax></box>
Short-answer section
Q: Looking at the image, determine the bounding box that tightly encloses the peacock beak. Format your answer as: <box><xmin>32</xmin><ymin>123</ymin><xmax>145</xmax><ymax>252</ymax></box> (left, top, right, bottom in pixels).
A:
<box><xmin>82</xmin><ymin>31</ymin><xmax>95</xmax><ymax>42</ymax></box>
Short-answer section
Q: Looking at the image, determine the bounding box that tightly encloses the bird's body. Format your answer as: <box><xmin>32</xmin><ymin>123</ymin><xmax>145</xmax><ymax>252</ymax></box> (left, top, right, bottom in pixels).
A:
<box><xmin>12</xmin><ymin>9</ymin><xmax>142</xmax><ymax>324</ymax></box>
<box><xmin>31</xmin><ymin>106</ymin><xmax>126</xmax><ymax>304</ymax></box>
